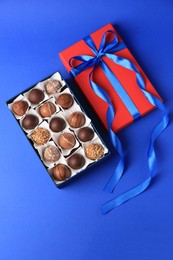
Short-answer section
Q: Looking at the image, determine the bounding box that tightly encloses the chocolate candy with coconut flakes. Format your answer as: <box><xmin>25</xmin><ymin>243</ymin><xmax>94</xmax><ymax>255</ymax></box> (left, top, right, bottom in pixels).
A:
<box><xmin>45</xmin><ymin>79</ymin><xmax>61</xmax><ymax>95</ymax></box>
<box><xmin>43</xmin><ymin>146</ymin><xmax>60</xmax><ymax>163</ymax></box>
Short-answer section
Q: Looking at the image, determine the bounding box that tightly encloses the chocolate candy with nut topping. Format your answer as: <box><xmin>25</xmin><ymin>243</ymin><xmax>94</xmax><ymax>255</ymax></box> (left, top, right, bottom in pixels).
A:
<box><xmin>52</xmin><ymin>164</ymin><xmax>71</xmax><ymax>181</ymax></box>
<box><xmin>31</xmin><ymin>127</ymin><xmax>50</xmax><ymax>145</ymax></box>
<box><xmin>68</xmin><ymin>112</ymin><xmax>85</xmax><ymax>128</ymax></box>
<box><xmin>85</xmin><ymin>143</ymin><xmax>104</xmax><ymax>160</ymax></box>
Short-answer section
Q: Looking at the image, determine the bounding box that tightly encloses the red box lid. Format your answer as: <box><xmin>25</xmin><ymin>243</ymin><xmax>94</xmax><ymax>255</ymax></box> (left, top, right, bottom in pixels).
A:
<box><xmin>59</xmin><ymin>23</ymin><xmax>161</xmax><ymax>132</ymax></box>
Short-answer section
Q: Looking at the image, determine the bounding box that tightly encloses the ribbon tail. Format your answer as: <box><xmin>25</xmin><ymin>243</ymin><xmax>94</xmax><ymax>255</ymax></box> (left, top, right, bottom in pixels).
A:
<box><xmin>102</xmin><ymin>177</ymin><xmax>151</xmax><ymax>214</ymax></box>
<box><xmin>90</xmin><ymin>77</ymin><xmax>125</xmax><ymax>192</ymax></box>
<box><xmin>103</xmin><ymin>110</ymin><xmax>125</xmax><ymax>193</ymax></box>
<box><xmin>102</xmin><ymin>94</ymin><xmax>169</xmax><ymax>214</ymax></box>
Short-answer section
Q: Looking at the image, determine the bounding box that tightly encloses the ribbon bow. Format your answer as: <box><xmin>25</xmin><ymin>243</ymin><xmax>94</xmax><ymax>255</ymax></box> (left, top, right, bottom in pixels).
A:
<box><xmin>69</xmin><ymin>30</ymin><xmax>169</xmax><ymax>214</ymax></box>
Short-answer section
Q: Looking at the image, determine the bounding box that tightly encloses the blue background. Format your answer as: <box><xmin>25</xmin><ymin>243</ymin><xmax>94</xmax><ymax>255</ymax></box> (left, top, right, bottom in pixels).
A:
<box><xmin>0</xmin><ymin>0</ymin><xmax>173</xmax><ymax>259</ymax></box>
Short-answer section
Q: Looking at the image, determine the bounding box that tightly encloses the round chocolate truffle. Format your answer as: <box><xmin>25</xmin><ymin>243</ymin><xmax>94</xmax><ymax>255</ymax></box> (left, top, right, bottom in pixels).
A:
<box><xmin>58</xmin><ymin>133</ymin><xmax>76</xmax><ymax>150</ymax></box>
<box><xmin>49</xmin><ymin>117</ymin><xmax>66</xmax><ymax>132</ymax></box>
<box><xmin>52</xmin><ymin>164</ymin><xmax>71</xmax><ymax>181</ymax></box>
<box><xmin>67</xmin><ymin>153</ymin><xmax>85</xmax><ymax>169</ymax></box>
<box><xmin>57</xmin><ymin>93</ymin><xmax>74</xmax><ymax>109</ymax></box>
<box><xmin>28</xmin><ymin>89</ymin><xmax>44</xmax><ymax>104</ymax></box>
<box><xmin>68</xmin><ymin>112</ymin><xmax>85</xmax><ymax>128</ymax></box>
<box><xmin>77</xmin><ymin>127</ymin><xmax>94</xmax><ymax>142</ymax></box>
<box><xmin>31</xmin><ymin>127</ymin><xmax>50</xmax><ymax>145</ymax></box>
<box><xmin>12</xmin><ymin>100</ymin><xmax>28</xmax><ymax>116</ymax></box>
<box><xmin>85</xmin><ymin>143</ymin><xmax>104</xmax><ymax>160</ymax></box>
<box><xmin>45</xmin><ymin>80</ymin><xmax>61</xmax><ymax>95</ymax></box>
<box><xmin>39</xmin><ymin>102</ymin><xmax>56</xmax><ymax>118</ymax></box>
<box><xmin>22</xmin><ymin>114</ymin><xmax>39</xmax><ymax>130</ymax></box>
<box><xmin>43</xmin><ymin>146</ymin><xmax>60</xmax><ymax>163</ymax></box>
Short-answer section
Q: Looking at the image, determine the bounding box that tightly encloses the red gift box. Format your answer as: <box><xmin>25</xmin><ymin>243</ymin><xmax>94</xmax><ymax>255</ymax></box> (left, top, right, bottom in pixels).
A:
<box><xmin>59</xmin><ymin>23</ymin><xmax>161</xmax><ymax>132</ymax></box>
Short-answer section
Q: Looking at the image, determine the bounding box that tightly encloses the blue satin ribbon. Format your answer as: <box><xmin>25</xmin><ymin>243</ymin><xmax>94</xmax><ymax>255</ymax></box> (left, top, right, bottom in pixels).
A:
<box><xmin>69</xmin><ymin>30</ymin><xmax>169</xmax><ymax>214</ymax></box>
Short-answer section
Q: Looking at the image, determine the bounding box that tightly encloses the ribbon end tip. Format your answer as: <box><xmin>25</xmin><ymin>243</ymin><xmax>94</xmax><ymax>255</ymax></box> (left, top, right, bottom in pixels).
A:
<box><xmin>103</xmin><ymin>186</ymin><xmax>114</xmax><ymax>193</ymax></box>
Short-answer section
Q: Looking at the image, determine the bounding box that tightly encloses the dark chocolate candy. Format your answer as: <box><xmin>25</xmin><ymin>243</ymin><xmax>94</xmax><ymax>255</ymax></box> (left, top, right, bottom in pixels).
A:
<box><xmin>68</xmin><ymin>112</ymin><xmax>85</xmax><ymax>128</ymax></box>
<box><xmin>67</xmin><ymin>153</ymin><xmax>85</xmax><ymax>169</ymax></box>
<box><xmin>28</xmin><ymin>89</ymin><xmax>44</xmax><ymax>104</ymax></box>
<box><xmin>77</xmin><ymin>127</ymin><xmax>94</xmax><ymax>142</ymax></box>
<box><xmin>52</xmin><ymin>164</ymin><xmax>71</xmax><ymax>181</ymax></box>
<box><xmin>49</xmin><ymin>117</ymin><xmax>66</xmax><ymax>132</ymax></box>
<box><xmin>22</xmin><ymin>114</ymin><xmax>39</xmax><ymax>130</ymax></box>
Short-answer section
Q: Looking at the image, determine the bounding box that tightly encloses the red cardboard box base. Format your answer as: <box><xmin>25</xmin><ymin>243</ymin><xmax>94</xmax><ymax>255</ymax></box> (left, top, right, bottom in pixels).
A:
<box><xmin>59</xmin><ymin>23</ymin><xmax>161</xmax><ymax>132</ymax></box>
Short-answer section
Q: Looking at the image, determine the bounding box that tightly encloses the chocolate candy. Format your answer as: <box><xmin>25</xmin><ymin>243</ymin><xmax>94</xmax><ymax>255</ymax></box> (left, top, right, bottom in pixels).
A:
<box><xmin>43</xmin><ymin>146</ymin><xmax>60</xmax><ymax>163</ymax></box>
<box><xmin>85</xmin><ymin>143</ymin><xmax>104</xmax><ymax>160</ymax></box>
<box><xmin>39</xmin><ymin>102</ymin><xmax>56</xmax><ymax>118</ymax></box>
<box><xmin>12</xmin><ymin>100</ymin><xmax>28</xmax><ymax>116</ymax></box>
<box><xmin>68</xmin><ymin>112</ymin><xmax>85</xmax><ymax>128</ymax></box>
<box><xmin>8</xmin><ymin>72</ymin><xmax>108</xmax><ymax>187</ymax></box>
<box><xmin>67</xmin><ymin>153</ymin><xmax>85</xmax><ymax>169</ymax></box>
<box><xmin>45</xmin><ymin>80</ymin><xmax>61</xmax><ymax>94</ymax></box>
<box><xmin>77</xmin><ymin>127</ymin><xmax>94</xmax><ymax>142</ymax></box>
<box><xmin>31</xmin><ymin>127</ymin><xmax>50</xmax><ymax>145</ymax></box>
<box><xmin>28</xmin><ymin>89</ymin><xmax>44</xmax><ymax>104</ymax></box>
<box><xmin>49</xmin><ymin>117</ymin><xmax>66</xmax><ymax>132</ymax></box>
<box><xmin>22</xmin><ymin>114</ymin><xmax>39</xmax><ymax>129</ymax></box>
<box><xmin>52</xmin><ymin>164</ymin><xmax>71</xmax><ymax>181</ymax></box>
<box><xmin>57</xmin><ymin>93</ymin><xmax>74</xmax><ymax>109</ymax></box>
<box><xmin>58</xmin><ymin>133</ymin><xmax>76</xmax><ymax>150</ymax></box>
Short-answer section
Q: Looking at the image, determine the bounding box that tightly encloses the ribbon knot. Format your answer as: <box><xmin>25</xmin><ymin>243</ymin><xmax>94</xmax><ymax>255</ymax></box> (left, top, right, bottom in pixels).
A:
<box><xmin>68</xmin><ymin>29</ymin><xmax>169</xmax><ymax>214</ymax></box>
